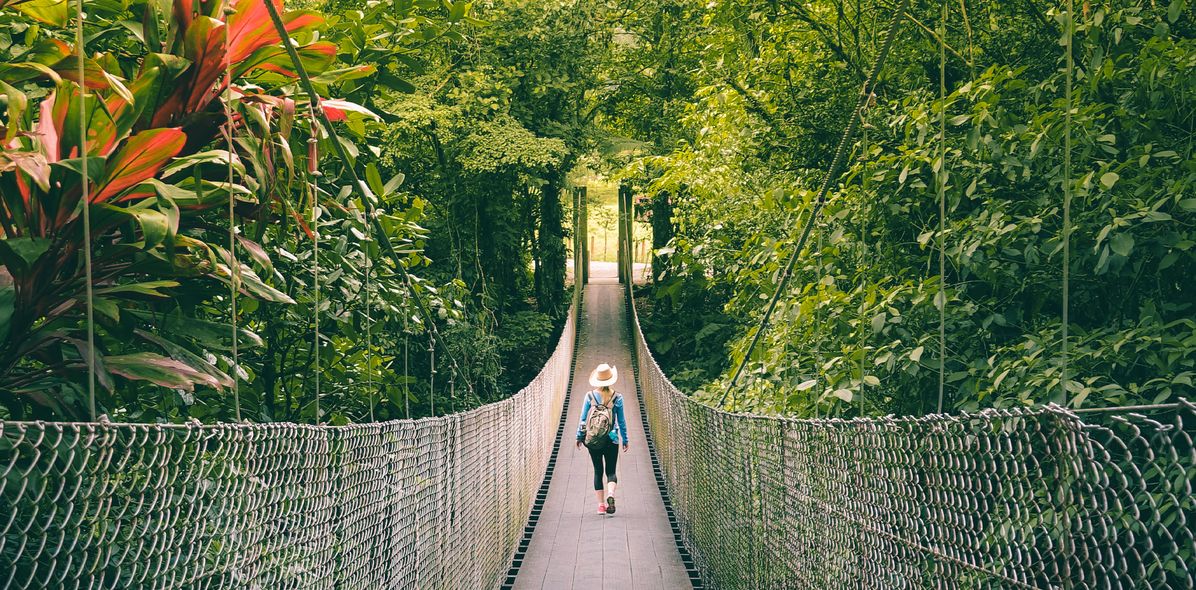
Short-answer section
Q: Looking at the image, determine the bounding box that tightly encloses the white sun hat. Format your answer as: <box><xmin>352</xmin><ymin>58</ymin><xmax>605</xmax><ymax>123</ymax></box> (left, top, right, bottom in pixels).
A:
<box><xmin>589</xmin><ymin>363</ymin><xmax>618</xmax><ymax>388</ymax></box>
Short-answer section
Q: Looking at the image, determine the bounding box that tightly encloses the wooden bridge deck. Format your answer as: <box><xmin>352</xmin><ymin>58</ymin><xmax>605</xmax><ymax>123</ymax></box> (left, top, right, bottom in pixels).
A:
<box><xmin>511</xmin><ymin>265</ymin><xmax>692</xmax><ymax>589</ymax></box>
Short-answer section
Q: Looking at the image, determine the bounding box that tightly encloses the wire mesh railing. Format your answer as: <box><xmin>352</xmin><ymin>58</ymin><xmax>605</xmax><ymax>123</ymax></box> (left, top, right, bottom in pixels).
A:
<box><xmin>0</xmin><ymin>305</ymin><xmax>575</xmax><ymax>590</ymax></box>
<box><xmin>626</xmin><ymin>287</ymin><xmax>1194</xmax><ymax>589</ymax></box>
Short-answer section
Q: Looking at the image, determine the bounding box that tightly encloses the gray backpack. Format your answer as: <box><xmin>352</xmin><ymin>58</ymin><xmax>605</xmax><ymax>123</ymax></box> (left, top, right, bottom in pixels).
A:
<box><xmin>583</xmin><ymin>391</ymin><xmax>615</xmax><ymax>449</ymax></box>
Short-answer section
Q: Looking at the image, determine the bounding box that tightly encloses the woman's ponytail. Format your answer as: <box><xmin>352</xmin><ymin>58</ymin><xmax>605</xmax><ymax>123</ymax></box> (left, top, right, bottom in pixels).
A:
<box><xmin>600</xmin><ymin>385</ymin><xmax>614</xmax><ymax>405</ymax></box>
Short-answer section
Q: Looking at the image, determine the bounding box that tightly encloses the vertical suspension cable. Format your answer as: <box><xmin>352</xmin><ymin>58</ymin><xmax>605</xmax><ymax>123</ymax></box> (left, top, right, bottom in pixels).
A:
<box><xmin>308</xmin><ymin>109</ymin><xmax>321</xmax><ymax>424</ymax></box>
<box><xmin>223</xmin><ymin>2</ymin><xmax>241</xmax><ymax>421</ymax></box>
<box><xmin>813</xmin><ymin>221</ymin><xmax>823</xmax><ymax>419</ymax></box>
<box><xmin>429</xmin><ymin>337</ymin><xmax>436</xmax><ymax>416</ymax></box>
<box><xmin>936</xmin><ymin>0</ymin><xmax>949</xmax><ymax>414</ymax></box>
<box><xmin>404</xmin><ymin>309</ymin><xmax>410</xmax><ymax>419</ymax></box>
<box><xmin>857</xmin><ymin>110</ymin><xmax>870</xmax><ymax>417</ymax></box>
<box><xmin>365</xmin><ymin>200</ymin><xmax>374</xmax><ymax>421</ymax></box>
<box><xmin>1058</xmin><ymin>3</ymin><xmax>1077</xmax><ymax>564</ymax></box>
<box><xmin>958</xmin><ymin>0</ymin><xmax>976</xmax><ymax>80</ymax></box>
<box><xmin>1060</xmin><ymin>0</ymin><xmax>1074</xmax><ymax>403</ymax></box>
<box><xmin>75</xmin><ymin>0</ymin><xmax>96</xmax><ymax>420</ymax></box>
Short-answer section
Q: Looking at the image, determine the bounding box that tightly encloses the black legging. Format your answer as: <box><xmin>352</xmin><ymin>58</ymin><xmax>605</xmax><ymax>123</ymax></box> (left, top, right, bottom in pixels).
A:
<box><xmin>588</xmin><ymin>444</ymin><xmax>619</xmax><ymax>491</ymax></box>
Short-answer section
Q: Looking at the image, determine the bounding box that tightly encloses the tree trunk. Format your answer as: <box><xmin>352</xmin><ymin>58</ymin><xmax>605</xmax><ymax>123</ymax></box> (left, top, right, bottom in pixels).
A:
<box><xmin>536</xmin><ymin>176</ymin><xmax>566</xmax><ymax>317</ymax></box>
<box><xmin>262</xmin><ymin>326</ymin><xmax>278</xmax><ymax>420</ymax></box>
<box><xmin>618</xmin><ymin>183</ymin><xmax>632</xmax><ymax>283</ymax></box>
<box><xmin>528</xmin><ymin>186</ymin><xmax>541</xmax><ymax>300</ymax></box>
<box><xmin>651</xmin><ymin>190</ymin><xmax>675</xmax><ymax>282</ymax></box>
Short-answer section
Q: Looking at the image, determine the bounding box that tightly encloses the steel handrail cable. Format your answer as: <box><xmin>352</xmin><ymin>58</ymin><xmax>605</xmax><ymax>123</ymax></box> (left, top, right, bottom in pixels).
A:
<box><xmin>628</xmin><ymin>271</ymin><xmax>1194</xmax><ymax>588</ymax></box>
<box><xmin>0</xmin><ymin>304</ymin><xmax>578</xmax><ymax>588</ymax></box>
<box><xmin>0</xmin><ymin>3</ymin><xmax>579</xmax><ymax>587</ymax></box>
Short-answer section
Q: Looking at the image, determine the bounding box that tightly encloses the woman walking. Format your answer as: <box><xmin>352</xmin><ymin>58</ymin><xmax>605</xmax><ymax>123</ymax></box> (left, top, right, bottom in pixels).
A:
<box><xmin>576</xmin><ymin>363</ymin><xmax>629</xmax><ymax>514</ymax></box>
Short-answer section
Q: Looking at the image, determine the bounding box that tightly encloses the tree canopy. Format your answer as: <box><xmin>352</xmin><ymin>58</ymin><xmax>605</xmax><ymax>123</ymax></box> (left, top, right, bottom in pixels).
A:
<box><xmin>618</xmin><ymin>0</ymin><xmax>1196</xmax><ymax>417</ymax></box>
<box><xmin>1</xmin><ymin>0</ymin><xmax>1191</xmax><ymax>423</ymax></box>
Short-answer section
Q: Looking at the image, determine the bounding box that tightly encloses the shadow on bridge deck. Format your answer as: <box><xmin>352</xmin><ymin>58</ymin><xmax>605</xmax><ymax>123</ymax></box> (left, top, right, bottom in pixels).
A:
<box><xmin>511</xmin><ymin>263</ymin><xmax>692</xmax><ymax>589</ymax></box>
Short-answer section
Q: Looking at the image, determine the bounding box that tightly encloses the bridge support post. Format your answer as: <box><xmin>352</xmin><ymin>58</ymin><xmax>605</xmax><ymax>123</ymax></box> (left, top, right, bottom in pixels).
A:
<box><xmin>572</xmin><ymin>187</ymin><xmax>582</xmax><ymax>304</ymax></box>
<box><xmin>621</xmin><ymin>183</ymin><xmax>635</xmax><ymax>284</ymax></box>
<box><xmin>574</xmin><ymin>186</ymin><xmax>583</xmax><ymax>282</ymax></box>
<box><xmin>628</xmin><ymin>188</ymin><xmax>635</xmax><ymax>282</ymax></box>
<box><xmin>616</xmin><ymin>184</ymin><xmax>624</xmax><ymax>284</ymax></box>
<box><xmin>618</xmin><ymin>183</ymin><xmax>632</xmax><ymax>284</ymax></box>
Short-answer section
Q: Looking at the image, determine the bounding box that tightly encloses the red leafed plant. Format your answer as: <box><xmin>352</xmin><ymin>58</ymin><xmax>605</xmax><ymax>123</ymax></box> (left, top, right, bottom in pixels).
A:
<box><xmin>0</xmin><ymin>0</ymin><xmax>352</xmax><ymax>418</ymax></box>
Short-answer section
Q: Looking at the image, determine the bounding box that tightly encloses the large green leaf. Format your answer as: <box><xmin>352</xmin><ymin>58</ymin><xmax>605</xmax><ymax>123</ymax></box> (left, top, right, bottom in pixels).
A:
<box><xmin>95</xmin><ymin>201</ymin><xmax>175</xmax><ymax>249</ymax></box>
<box><xmin>93</xmin><ymin>280</ymin><xmax>180</xmax><ymax>297</ymax></box>
<box><xmin>0</xmin><ymin>237</ymin><xmax>52</xmax><ymax>279</ymax></box>
<box><xmin>0</xmin><ymin>0</ymin><xmax>67</xmax><ymax>27</ymax></box>
<box><xmin>1110</xmin><ymin>233</ymin><xmax>1135</xmax><ymax>257</ymax></box>
<box><xmin>124</xmin><ymin>309</ymin><xmax>262</xmax><ymax>351</ymax></box>
<box><xmin>0</xmin><ymin>283</ymin><xmax>14</xmax><ymax>343</ymax></box>
<box><xmin>0</xmin><ymin>81</ymin><xmax>28</xmax><ymax>142</ymax></box>
<box><xmin>229</xmin><ymin>261</ymin><xmax>296</xmax><ymax>304</ymax></box>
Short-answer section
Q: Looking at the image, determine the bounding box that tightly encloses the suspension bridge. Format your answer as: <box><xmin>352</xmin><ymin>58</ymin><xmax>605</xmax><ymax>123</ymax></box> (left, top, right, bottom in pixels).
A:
<box><xmin>2</xmin><ymin>242</ymin><xmax>1193</xmax><ymax>589</ymax></box>
<box><xmin>2</xmin><ymin>1</ymin><xmax>1194</xmax><ymax>588</ymax></box>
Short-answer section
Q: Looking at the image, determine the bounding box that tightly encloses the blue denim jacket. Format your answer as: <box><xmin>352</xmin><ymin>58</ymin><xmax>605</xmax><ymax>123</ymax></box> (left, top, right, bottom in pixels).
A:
<box><xmin>576</xmin><ymin>390</ymin><xmax>628</xmax><ymax>445</ymax></box>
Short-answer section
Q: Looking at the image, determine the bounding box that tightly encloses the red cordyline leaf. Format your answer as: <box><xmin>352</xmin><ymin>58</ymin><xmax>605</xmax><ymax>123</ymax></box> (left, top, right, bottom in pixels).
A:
<box><xmin>257</xmin><ymin>63</ymin><xmax>295</xmax><ymax>77</ymax></box>
<box><xmin>91</xmin><ymin>128</ymin><xmax>186</xmax><ymax>203</ymax></box>
<box><xmin>249</xmin><ymin>40</ymin><xmax>337</xmax><ymax>78</ymax></box>
<box><xmin>271</xmin><ymin>191</ymin><xmax>314</xmax><ymax>239</ymax></box>
<box><xmin>155</xmin><ymin>0</ymin><xmax>322</xmax><ymax>127</ymax></box>
<box><xmin>96</xmin><ymin>93</ymin><xmax>132</xmax><ymax>155</ymax></box>
<box><xmin>28</xmin><ymin>38</ymin><xmax>70</xmax><ymax>64</ymax></box>
<box><xmin>320</xmin><ymin>99</ymin><xmax>379</xmax><ymax>122</ymax></box>
<box><xmin>35</xmin><ymin>92</ymin><xmax>60</xmax><ymax>163</ymax></box>
<box><xmin>178</xmin><ymin>14</ymin><xmax>225</xmax><ymax>116</ymax></box>
<box><xmin>105</xmin><ymin>352</ymin><xmax>223</xmax><ymax>391</ymax></box>
<box><xmin>35</xmin><ymin>83</ymin><xmax>132</xmax><ymax>167</ymax></box>
<box><xmin>13</xmin><ymin>164</ymin><xmax>32</xmax><ymax>205</ymax></box>
<box><xmin>227</xmin><ymin>0</ymin><xmax>321</xmax><ymax>64</ymax></box>
<box><xmin>172</xmin><ymin>0</ymin><xmax>194</xmax><ymax>29</ymax></box>
<box><xmin>51</xmin><ymin>55</ymin><xmax>117</xmax><ymax>91</ymax></box>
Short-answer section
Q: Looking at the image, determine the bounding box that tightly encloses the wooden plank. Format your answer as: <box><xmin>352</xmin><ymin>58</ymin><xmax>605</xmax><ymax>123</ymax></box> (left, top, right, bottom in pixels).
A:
<box><xmin>510</xmin><ymin>274</ymin><xmax>691</xmax><ymax>589</ymax></box>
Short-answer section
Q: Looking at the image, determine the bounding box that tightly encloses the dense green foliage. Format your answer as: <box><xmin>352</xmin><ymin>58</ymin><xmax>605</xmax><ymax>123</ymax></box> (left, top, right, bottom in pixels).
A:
<box><xmin>2</xmin><ymin>0</ymin><xmax>1191</xmax><ymax>423</ymax></box>
<box><xmin>615</xmin><ymin>0</ymin><xmax>1196</xmax><ymax>416</ymax></box>
<box><xmin>0</xmin><ymin>0</ymin><xmax>604</xmax><ymax>422</ymax></box>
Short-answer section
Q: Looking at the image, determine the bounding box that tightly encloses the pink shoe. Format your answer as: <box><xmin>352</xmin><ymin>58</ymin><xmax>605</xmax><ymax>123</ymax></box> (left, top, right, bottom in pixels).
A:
<box><xmin>597</xmin><ymin>504</ymin><xmax>607</xmax><ymax>514</ymax></box>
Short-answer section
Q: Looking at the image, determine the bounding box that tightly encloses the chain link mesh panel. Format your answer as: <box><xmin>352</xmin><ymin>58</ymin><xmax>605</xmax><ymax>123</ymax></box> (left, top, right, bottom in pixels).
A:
<box><xmin>627</xmin><ymin>294</ymin><xmax>1194</xmax><ymax>589</ymax></box>
<box><xmin>0</xmin><ymin>308</ymin><xmax>574</xmax><ymax>590</ymax></box>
